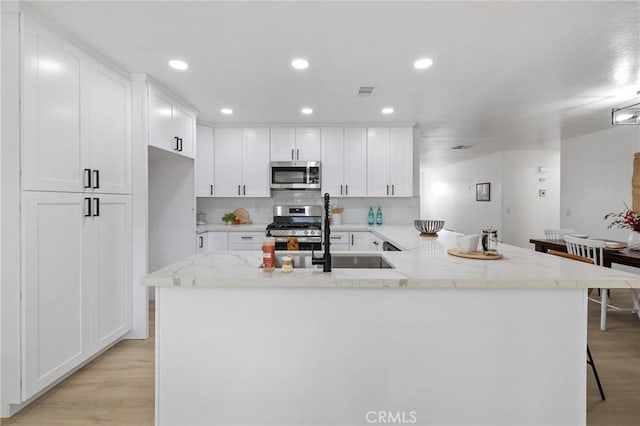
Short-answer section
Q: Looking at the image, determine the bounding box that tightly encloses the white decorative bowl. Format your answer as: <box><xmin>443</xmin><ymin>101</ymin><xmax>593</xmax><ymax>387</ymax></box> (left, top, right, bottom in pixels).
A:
<box><xmin>414</xmin><ymin>220</ymin><xmax>445</xmax><ymax>236</ymax></box>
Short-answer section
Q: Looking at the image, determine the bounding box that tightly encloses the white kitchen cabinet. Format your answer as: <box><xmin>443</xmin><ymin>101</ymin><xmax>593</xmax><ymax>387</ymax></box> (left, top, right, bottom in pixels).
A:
<box><xmin>21</xmin><ymin>16</ymin><xmax>131</xmax><ymax>194</ymax></box>
<box><xmin>21</xmin><ymin>192</ymin><xmax>131</xmax><ymax>399</ymax></box>
<box><xmin>366</xmin><ymin>127</ymin><xmax>413</xmax><ymax>197</ymax></box>
<box><xmin>195</xmin><ymin>125</ymin><xmax>214</xmax><ymax>197</ymax></box>
<box><xmin>21</xmin><ymin>192</ymin><xmax>89</xmax><ymax>399</ymax></box>
<box><xmin>196</xmin><ymin>233</ymin><xmax>208</xmax><ymax>252</ymax></box>
<box><xmin>87</xmin><ymin>194</ymin><xmax>132</xmax><ymax>353</ymax></box>
<box><xmin>148</xmin><ymin>83</ymin><xmax>196</xmax><ymax>159</ymax></box>
<box><xmin>213</xmin><ymin>128</ymin><xmax>270</xmax><ymax>197</ymax></box>
<box><xmin>208</xmin><ymin>232</ymin><xmax>229</xmax><ymax>251</ymax></box>
<box><xmin>328</xmin><ymin>231</ymin><xmax>349</xmax><ymax>251</ymax></box>
<box><xmin>349</xmin><ymin>232</ymin><xmax>372</xmax><ymax>251</ymax></box>
<box><xmin>228</xmin><ymin>232</ymin><xmax>264</xmax><ymax>250</ymax></box>
<box><xmin>271</xmin><ymin>127</ymin><xmax>321</xmax><ymax>161</ymax></box>
<box><xmin>321</xmin><ymin>128</ymin><xmax>367</xmax><ymax>197</ymax></box>
<box><xmin>89</xmin><ymin>63</ymin><xmax>132</xmax><ymax>194</ymax></box>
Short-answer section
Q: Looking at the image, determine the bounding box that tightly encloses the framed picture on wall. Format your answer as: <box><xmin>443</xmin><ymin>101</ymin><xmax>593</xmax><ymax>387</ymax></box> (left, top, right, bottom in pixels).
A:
<box><xmin>476</xmin><ymin>182</ymin><xmax>491</xmax><ymax>201</ymax></box>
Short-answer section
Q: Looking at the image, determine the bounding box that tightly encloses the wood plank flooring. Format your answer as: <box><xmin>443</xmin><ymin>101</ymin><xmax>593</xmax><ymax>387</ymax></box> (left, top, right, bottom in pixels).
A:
<box><xmin>2</xmin><ymin>291</ymin><xmax>639</xmax><ymax>426</ymax></box>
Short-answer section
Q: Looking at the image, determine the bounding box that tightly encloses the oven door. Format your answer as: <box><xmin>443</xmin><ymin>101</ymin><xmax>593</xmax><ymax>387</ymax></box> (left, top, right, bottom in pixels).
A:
<box><xmin>274</xmin><ymin>237</ymin><xmax>322</xmax><ymax>251</ymax></box>
<box><xmin>270</xmin><ymin>161</ymin><xmax>321</xmax><ymax>190</ymax></box>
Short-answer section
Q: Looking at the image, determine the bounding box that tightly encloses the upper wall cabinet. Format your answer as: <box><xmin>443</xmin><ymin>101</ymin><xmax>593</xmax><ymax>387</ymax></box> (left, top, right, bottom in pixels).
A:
<box><xmin>213</xmin><ymin>128</ymin><xmax>270</xmax><ymax>197</ymax></box>
<box><xmin>195</xmin><ymin>125</ymin><xmax>214</xmax><ymax>197</ymax></box>
<box><xmin>21</xmin><ymin>16</ymin><xmax>131</xmax><ymax>194</ymax></box>
<box><xmin>367</xmin><ymin>127</ymin><xmax>413</xmax><ymax>197</ymax></box>
<box><xmin>148</xmin><ymin>84</ymin><xmax>196</xmax><ymax>159</ymax></box>
<box><xmin>271</xmin><ymin>127</ymin><xmax>321</xmax><ymax>161</ymax></box>
<box><xmin>321</xmin><ymin>128</ymin><xmax>367</xmax><ymax>197</ymax></box>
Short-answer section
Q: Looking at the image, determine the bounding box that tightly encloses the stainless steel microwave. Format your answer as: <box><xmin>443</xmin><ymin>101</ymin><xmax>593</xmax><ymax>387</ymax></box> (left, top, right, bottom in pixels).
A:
<box><xmin>270</xmin><ymin>161</ymin><xmax>321</xmax><ymax>190</ymax></box>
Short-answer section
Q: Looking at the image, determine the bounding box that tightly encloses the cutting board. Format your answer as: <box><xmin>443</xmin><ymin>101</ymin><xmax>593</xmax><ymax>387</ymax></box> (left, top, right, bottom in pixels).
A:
<box><xmin>233</xmin><ymin>208</ymin><xmax>251</xmax><ymax>224</ymax></box>
<box><xmin>447</xmin><ymin>249</ymin><xmax>503</xmax><ymax>260</ymax></box>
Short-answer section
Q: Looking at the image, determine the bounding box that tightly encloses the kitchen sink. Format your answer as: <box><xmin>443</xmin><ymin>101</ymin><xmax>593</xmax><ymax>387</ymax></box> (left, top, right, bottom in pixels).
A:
<box><xmin>261</xmin><ymin>253</ymin><xmax>394</xmax><ymax>269</ymax></box>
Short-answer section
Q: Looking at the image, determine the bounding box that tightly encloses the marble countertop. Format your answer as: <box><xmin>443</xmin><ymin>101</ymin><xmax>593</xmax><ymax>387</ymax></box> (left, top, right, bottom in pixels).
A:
<box><xmin>144</xmin><ymin>228</ymin><xmax>640</xmax><ymax>289</ymax></box>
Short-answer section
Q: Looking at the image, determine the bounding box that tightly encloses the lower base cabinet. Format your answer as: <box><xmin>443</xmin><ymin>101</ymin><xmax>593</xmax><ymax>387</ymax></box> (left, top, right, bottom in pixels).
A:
<box><xmin>21</xmin><ymin>191</ymin><xmax>131</xmax><ymax>399</ymax></box>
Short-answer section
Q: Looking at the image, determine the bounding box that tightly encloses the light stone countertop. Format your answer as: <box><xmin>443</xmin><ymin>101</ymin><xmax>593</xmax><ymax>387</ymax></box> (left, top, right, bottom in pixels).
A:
<box><xmin>144</xmin><ymin>228</ymin><xmax>640</xmax><ymax>289</ymax></box>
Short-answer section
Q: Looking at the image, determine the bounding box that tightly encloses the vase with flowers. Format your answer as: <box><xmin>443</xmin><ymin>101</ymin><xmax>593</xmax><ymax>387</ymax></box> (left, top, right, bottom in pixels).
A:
<box><xmin>604</xmin><ymin>204</ymin><xmax>640</xmax><ymax>250</ymax></box>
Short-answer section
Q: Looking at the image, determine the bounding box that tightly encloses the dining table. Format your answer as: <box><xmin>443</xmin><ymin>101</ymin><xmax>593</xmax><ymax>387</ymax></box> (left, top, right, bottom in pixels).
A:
<box><xmin>529</xmin><ymin>238</ymin><xmax>640</xmax><ymax>269</ymax></box>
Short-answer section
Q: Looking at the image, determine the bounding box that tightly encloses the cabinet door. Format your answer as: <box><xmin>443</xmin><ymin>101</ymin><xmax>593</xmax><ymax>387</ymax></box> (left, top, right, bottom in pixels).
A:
<box><xmin>349</xmin><ymin>232</ymin><xmax>372</xmax><ymax>251</ymax></box>
<box><xmin>270</xmin><ymin>127</ymin><xmax>295</xmax><ymax>161</ymax></box>
<box><xmin>366</xmin><ymin>128</ymin><xmax>391</xmax><ymax>196</ymax></box>
<box><xmin>89</xmin><ymin>194</ymin><xmax>132</xmax><ymax>353</ymax></box>
<box><xmin>22</xmin><ymin>192</ymin><xmax>90</xmax><ymax>399</ymax></box>
<box><xmin>389</xmin><ymin>128</ymin><xmax>414</xmax><ymax>197</ymax></box>
<box><xmin>174</xmin><ymin>105</ymin><xmax>196</xmax><ymax>159</ymax></box>
<box><xmin>213</xmin><ymin>128</ymin><xmax>243</xmax><ymax>197</ymax></box>
<box><xmin>148</xmin><ymin>86</ymin><xmax>175</xmax><ymax>152</ymax></box>
<box><xmin>295</xmin><ymin>128</ymin><xmax>321</xmax><ymax>161</ymax></box>
<box><xmin>196</xmin><ymin>125</ymin><xmax>214</xmax><ymax>197</ymax></box>
<box><xmin>242</xmin><ymin>128</ymin><xmax>271</xmax><ymax>197</ymax></box>
<box><xmin>321</xmin><ymin>128</ymin><xmax>344</xmax><ymax>196</ymax></box>
<box><xmin>207</xmin><ymin>232</ymin><xmax>228</xmax><ymax>251</ymax></box>
<box><xmin>89</xmin><ymin>63</ymin><xmax>131</xmax><ymax>194</ymax></box>
<box><xmin>343</xmin><ymin>128</ymin><xmax>367</xmax><ymax>197</ymax></box>
<box><xmin>196</xmin><ymin>233</ymin><xmax>208</xmax><ymax>252</ymax></box>
<box><xmin>21</xmin><ymin>16</ymin><xmax>87</xmax><ymax>192</ymax></box>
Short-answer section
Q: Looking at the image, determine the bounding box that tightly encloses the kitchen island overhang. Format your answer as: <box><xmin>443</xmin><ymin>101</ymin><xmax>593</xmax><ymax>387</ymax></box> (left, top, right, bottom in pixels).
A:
<box><xmin>144</xmin><ymin>230</ymin><xmax>640</xmax><ymax>426</ymax></box>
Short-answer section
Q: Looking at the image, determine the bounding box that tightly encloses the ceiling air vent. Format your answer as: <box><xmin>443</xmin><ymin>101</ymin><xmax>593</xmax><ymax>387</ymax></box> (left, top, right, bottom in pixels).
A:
<box><xmin>451</xmin><ymin>145</ymin><xmax>473</xmax><ymax>150</ymax></box>
<box><xmin>357</xmin><ymin>86</ymin><xmax>376</xmax><ymax>97</ymax></box>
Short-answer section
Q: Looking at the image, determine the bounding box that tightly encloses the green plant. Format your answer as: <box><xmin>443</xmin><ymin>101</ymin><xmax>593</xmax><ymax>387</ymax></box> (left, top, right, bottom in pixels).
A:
<box><xmin>221</xmin><ymin>212</ymin><xmax>236</xmax><ymax>224</ymax></box>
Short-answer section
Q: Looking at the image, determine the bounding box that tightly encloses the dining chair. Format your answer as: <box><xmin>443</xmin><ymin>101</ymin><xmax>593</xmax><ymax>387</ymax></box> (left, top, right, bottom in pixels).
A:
<box><xmin>547</xmin><ymin>249</ymin><xmax>606</xmax><ymax>400</ymax></box>
<box><xmin>544</xmin><ymin>229</ymin><xmax>576</xmax><ymax>240</ymax></box>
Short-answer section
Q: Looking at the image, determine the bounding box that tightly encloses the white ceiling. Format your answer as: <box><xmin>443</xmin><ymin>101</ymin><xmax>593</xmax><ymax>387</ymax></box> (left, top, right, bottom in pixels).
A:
<box><xmin>24</xmin><ymin>1</ymin><xmax>640</xmax><ymax>162</ymax></box>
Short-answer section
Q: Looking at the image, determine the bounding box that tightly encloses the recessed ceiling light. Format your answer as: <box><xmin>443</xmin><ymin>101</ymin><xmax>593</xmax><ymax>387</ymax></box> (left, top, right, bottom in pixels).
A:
<box><xmin>168</xmin><ymin>59</ymin><xmax>189</xmax><ymax>70</ymax></box>
<box><xmin>220</xmin><ymin>108</ymin><xmax>233</xmax><ymax>115</ymax></box>
<box><xmin>414</xmin><ymin>58</ymin><xmax>433</xmax><ymax>70</ymax></box>
<box><xmin>301</xmin><ymin>107</ymin><xmax>313</xmax><ymax>115</ymax></box>
<box><xmin>291</xmin><ymin>58</ymin><xmax>309</xmax><ymax>70</ymax></box>
<box><xmin>382</xmin><ymin>107</ymin><xmax>394</xmax><ymax>114</ymax></box>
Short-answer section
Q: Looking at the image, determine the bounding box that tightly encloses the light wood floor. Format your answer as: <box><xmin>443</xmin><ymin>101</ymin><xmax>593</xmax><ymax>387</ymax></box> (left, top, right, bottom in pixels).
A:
<box><xmin>2</xmin><ymin>292</ymin><xmax>639</xmax><ymax>426</ymax></box>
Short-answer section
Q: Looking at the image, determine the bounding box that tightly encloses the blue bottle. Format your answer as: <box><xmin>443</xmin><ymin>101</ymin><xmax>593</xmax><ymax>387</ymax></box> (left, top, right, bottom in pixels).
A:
<box><xmin>368</xmin><ymin>206</ymin><xmax>375</xmax><ymax>225</ymax></box>
<box><xmin>376</xmin><ymin>206</ymin><xmax>383</xmax><ymax>225</ymax></box>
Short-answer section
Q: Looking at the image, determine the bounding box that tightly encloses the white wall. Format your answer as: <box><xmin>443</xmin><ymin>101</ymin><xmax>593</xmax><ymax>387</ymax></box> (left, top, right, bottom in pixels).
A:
<box><xmin>561</xmin><ymin>126</ymin><xmax>640</xmax><ymax>241</ymax></box>
<box><xmin>148</xmin><ymin>147</ymin><xmax>196</xmax><ymax>272</ymax></box>
<box><xmin>421</xmin><ymin>149</ymin><xmax>561</xmax><ymax>248</ymax></box>
<box><xmin>197</xmin><ymin>193</ymin><xmax>420</xmax><ymax>226</ymax></box>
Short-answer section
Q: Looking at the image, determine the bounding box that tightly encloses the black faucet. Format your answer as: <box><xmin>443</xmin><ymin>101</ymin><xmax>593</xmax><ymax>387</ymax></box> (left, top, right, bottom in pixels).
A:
<box><xmin>312</xmin><ymin>193</ymin><xmax>332</xmax><ymax>272</ymax></box>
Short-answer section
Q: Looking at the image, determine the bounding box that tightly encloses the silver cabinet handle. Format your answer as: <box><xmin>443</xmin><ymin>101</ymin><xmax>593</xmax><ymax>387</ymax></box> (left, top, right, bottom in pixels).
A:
<box><xmin>373</xmin><ymin>240</ymin><xmax>379</xmax><ymax>246</ymax></box>
<box><xmin>210</xmin><ymin>184</ymin><xmax>213</xmax><ymax>196</ymax></box>
<box><xmin>93</xmin><ymin>169</ymin><xmax>100</xmax><ymax>189</ymax></box>
<box><xmin>296</xmin><ymin>149</ymin><xmax>299</xmax><ymax>160</ymax></box>
<box><xmin>345</xmin><ymin>184</ymin><xmax>348</xmax><ymax>195</ymax></box>
<box><xmin>240</xmin><ymin>236</ymin><xmax>253</xmax><ymax>240</ymax></box>
<box><xmin>392</xmin><ymin>184</ymin><xmax>395</xmax><ymax>196</ymax></box>
<box><xmin>199</xmin><ymin>236</ymin><xmax>204</xmax><ymax>248</ymax></box>
<box><xmin>386</xmin><ymin>185</ymin><xmax>389</xmax><ymax>195</ymax></box>
<box><xmin>291</xmin><ymin>149</ymin><xmax>294</xmax><ymax>160</ymax></box>
<box><xmin>84</xmin><ymin>197</ymin><xmax>92</xmax><ymax>217</ymax></box>
<box><xmin>351</xmin><ymin>234</ymin><xmax>354</xmax><ymax>245</ymax></box>
<box><xmin>237</xmin><ymin>185</ymin><xmax>241</xmax><ymax>196</ymax></box>
<box><xmin>340</xmin><ymin>184</ymin><xmax>343</xmax><ymax>195</ymax></box>
<box><xmin>243</xmin><ymin>185</ymin><xmax>246</xmax><ymax>196</ymax></box>
<box><xmin>93</xmin><ymin>197</ymin><xmax>100</xmax><ymax>217</ymax></box>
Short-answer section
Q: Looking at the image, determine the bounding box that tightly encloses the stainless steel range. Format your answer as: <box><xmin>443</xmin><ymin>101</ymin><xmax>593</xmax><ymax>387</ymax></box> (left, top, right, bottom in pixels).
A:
<box><xmin>266</xmin><ymin>205</ymin><xmax>322</xmax><ymax>251</ymax></box>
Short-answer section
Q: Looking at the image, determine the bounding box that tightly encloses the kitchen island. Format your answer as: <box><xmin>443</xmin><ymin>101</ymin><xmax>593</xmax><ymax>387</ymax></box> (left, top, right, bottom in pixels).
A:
<box><xmin>144</xmin><ymin>228</ymin><xmax>640</xmax><ymax>426</ymax></box>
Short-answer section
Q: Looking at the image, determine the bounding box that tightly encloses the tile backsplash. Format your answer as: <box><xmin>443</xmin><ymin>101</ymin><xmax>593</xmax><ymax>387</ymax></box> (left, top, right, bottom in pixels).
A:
<box><xmin>197</xmin><ymin>192</ymin><xmax>420</xmax><ymax>225</ymax></box>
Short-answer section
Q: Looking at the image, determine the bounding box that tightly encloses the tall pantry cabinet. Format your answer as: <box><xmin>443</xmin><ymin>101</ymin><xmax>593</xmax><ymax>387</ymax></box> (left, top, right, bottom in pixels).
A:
<box><xmin>18</xmin><ymin>15</ymin><xmax>132</xmax><ymax>400</ymax></box>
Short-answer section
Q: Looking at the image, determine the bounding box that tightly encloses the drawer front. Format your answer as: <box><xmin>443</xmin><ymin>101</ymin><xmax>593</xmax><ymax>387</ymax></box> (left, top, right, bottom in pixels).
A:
<box><xmin>329</xmin><ymin>232</ymin><xmax>349</xmax><ymax>244</ymax></box>
<box><xmin>228</xmin><ymin>232</ymin><xmax>264</xmax><ymax>244</ymax></box>
<box><xmin>228</xmin><ymin>242</ymin><xmax>262</xmax><ymax>251</ymax></box>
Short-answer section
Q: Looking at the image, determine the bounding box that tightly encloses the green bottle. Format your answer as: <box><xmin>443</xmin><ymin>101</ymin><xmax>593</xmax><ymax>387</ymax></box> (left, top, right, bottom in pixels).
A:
<box><xmin>368</xmin><ymin>206</ymin><xmax>374</xmax><ymax>225</ymax></box>
<box><xmin>376</xmin><ymin>206</ymin><xmax>383</xmax><ymax>225</ymax></box>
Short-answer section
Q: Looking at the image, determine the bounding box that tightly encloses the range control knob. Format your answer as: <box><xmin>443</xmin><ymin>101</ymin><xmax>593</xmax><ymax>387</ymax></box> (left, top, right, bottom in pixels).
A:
<box><xmin>304</xmin><ymin>230</ymin><xmax>309</xmax><ymax>235</ymax></box>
